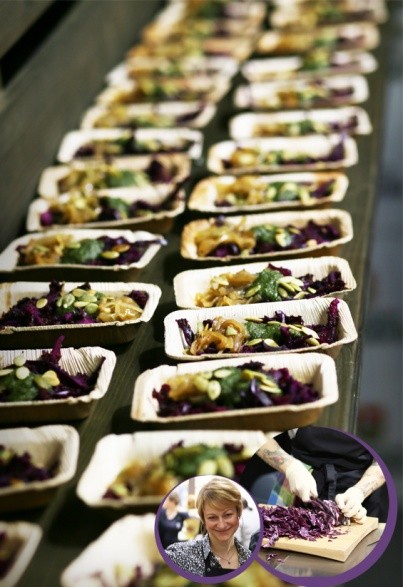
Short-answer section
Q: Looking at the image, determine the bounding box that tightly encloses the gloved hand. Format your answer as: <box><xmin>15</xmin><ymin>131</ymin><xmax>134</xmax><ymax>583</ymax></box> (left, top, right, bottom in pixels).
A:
<box><xmin>284</xmin><ymin>459</ymin><xmax>318</xmax><ymax>502</ymax></box>
<box><xmin>335</xmin><ymin>487</ymin><xmax>365</xmax><ymax>519</ymax></box>
<box><xmin>351</xmin><ymin>505</ymin><xmax>367</xmax><ymax>525</ymax></box>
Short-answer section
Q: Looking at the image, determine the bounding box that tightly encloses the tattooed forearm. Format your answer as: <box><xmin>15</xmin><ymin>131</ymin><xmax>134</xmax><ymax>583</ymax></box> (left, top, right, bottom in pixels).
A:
<box><xmin>257</xmin><ymin>439</ymin><xmax>293</xmax><ymax>473</ymax></box>
<box><xmin>355</xmin><ymin>461</ymin><xmax>386</xmax><ymax>499</ymax></box>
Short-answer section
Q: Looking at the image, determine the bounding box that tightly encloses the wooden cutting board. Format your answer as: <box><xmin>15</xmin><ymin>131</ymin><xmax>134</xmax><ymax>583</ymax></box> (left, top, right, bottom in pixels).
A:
<box><xmin>262</xmin><ymin>515</ymin><xmax>379</xmax><ymax>562</ymax></box>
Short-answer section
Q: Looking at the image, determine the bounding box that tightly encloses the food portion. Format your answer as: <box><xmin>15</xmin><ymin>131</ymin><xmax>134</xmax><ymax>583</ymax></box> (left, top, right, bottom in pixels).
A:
<box><xmin>212</xmin><ymin>176</ymin><xmax>336</xmax><ymax>207</ymax></box>
<box><xmin>271</xmin><ymin>1</ymin><xmax>382</xmax><ymax>29</ymax></box>
<box><xmin>0</xmin><ymin>445</ymin><xmax>56</xmax><ymax>487</ymax></box>
<box><xmin>104</xmin><ymin>77</ymin><xmax>222</xmax><ymax>105</ymax></box>
<box><xmin>260</xmin><ymin>499</ymin><xmax>348</xmax><ymax>547</ymax></box>
<box><xmin>190</xmin><ymin>217</ymin><xmax>341</xmax><ymax>259</ymax></box>
<box><xmin>177</xmin><ymin>298</ymin><xmax>340</xmax><ymax>356</ymax></box>
<box><xmin>247</xmin><ymin>79</ymin><xmax>358</xmax><ymax>109</ymax></box>
<box><xmin>221</xmin><ymin>137</ymin><xmax>347</xmax><ymax>171</ymax></box>
<box><xmin>153</xmin><ymin>362</ymin><xmax>320</xmax><ymax>417</ymax></box>
<box><xmin>56</xmin><ymin>159</ymin><xmax>181</xmax><ymax>193</ymax></box>
<box><xmin>17</xmin><ymin>234</ymin><xmax>165</xmax><ymax>267</ymax></box>
<box><xmin>0</xmin><ymin>336</ymin><xmax>104</xmax><ymax>403</ymax></box>
<box><xmin>72</xmin><ymin>132</ymin><xmax>195</xmax><ymax>158</ymax></box>
<box><xmin>103</xmin><ymin>442</ymin><xmax>252</xmax><ymax>499</ymax></box>
<box><xmin>250</xmin><ymin>115</ymin><xmax>359</xmax><ymax>138</ymax></box>
<box><xmin>39</xmin><ymin>190</ymin><xmax>182</xmax><ymax>227</ymax></box>
<box><xmin>90</xmin><ymin>104</ymin><xmax>206</xmax><ymax>129</ymax></box>
<box><xmin>195</xmin><ymin>264</ymin><xmax>346</xmax><ymax>307</ymax></box>
<box><xmin>0</xmin><ymin>281</ymin><xmax>148</xmax><ymax>329</ymax></box>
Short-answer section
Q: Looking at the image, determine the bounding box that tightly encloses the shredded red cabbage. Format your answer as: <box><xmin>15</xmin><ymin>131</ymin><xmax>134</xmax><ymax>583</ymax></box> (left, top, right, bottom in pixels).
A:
<box><xmin>260</xmin><ymin>498</ymin><xmax>348</xmax><ymax>547</ymax></box>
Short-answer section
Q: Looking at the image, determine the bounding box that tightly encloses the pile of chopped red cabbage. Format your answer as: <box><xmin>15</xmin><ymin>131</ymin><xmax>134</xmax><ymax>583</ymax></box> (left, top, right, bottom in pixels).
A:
<box><xmin>0</xmin><ymin>445</ymin><xmax>56</xmax><ymax>487</ymax></box>
<box><xmin>260</xmin><ymin>498</ymin><xmax>348</xmax><ymax>547</ymax></box>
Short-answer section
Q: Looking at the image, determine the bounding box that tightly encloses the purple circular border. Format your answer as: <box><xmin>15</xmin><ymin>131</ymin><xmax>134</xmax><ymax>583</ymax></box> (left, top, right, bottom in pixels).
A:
<box><xmin>154</xmin><ymin>475</ymin><xmax>265</xmax><ymax>584</ymax></box>
<box><xmin>255</xmin><ymin>427</ymin><xmax>398</xmax><ymax>587</ymax></box>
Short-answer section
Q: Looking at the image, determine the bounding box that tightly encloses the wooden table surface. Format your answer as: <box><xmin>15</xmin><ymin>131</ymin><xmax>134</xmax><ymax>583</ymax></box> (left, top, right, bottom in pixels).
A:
<box><xmin>0</xmin><ymin>4</ymin><xmax>393</xmax><ymax>586</ymax></box>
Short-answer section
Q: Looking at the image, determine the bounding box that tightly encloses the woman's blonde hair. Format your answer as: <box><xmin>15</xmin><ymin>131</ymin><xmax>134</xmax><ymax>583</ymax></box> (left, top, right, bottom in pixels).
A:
<box><xmin>196</xmin><ymin>477</ymin><xmax>243</xmax><ymax>527</ymax></box>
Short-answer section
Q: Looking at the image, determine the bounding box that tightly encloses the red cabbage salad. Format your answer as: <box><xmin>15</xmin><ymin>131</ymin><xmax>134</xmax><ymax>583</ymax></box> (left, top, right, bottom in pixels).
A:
<box><xmin>39</xmin><ymin>188</ymin><xmax>183</xmax><ymax>228</ymax></box>
<box><xmin>56</xmin><ymin>158</ymin><xmax>184</xmax><ymax>193</ymax></box>
<box><xmin>260</xmin><ymin>498</ymin><xmax>348</xmax><ymax>547</ymax></box>
<box><xmin>73</xmin><ymin>132</ymin><xmax>195</xmax><ymax>158</ymax></box>
<box><xmin>103</xmin><ymin>441</ymin><xmax>251</xmax><ymax>500</ymax></box>
<box><xmin>153</xmin><ymin>361</ymin><xmax>320</xmax><ymax>417</ymax></box>
<box><xmin>177</xmin><ymin>298</ymin><xmax>340</xmax><ymax>356</ymax></box>
<box><xmin>0</xmin><ymin>281</ymin><xmax>149</xmax><ymax>329</ymax></box>
<box><xmin>214</xmin><ymin>177</ymin><xmax>337</xmax><ymax>207</ymax></box>
<box><xmin>195</xmin><ymin>263</ymin><xmax>346</xmax><ymax>307</ymax></box>
<box><xmin>222</xmin><ymin>136</ymin><xmax>348</xmax><ymax>170</ymax></box>
<box><xmin>0</xmin><ymin>445</ymin><xmax>56</xmax><ymax>487</ymax></box>
<box><xmin>17</xmin><ymin>234</ymin><xmax>166</xmax><ymax>267</ymax></box>
<box><xmin>192</xmin><ymin>216</ymin><xmax>341</xmax><ymax>259</ymax></box>
<box><xmin>0</xmin><ymin>336</ymin><xmax>105</xmax><ymax>403</ymax></box>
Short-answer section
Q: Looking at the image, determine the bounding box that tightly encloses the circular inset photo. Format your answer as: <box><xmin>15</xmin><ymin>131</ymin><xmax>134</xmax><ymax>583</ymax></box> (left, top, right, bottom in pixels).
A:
<box><xmin>155</xmin><ymin>475</ymin><xmax>263</xmax><ymax>583</ymax></box>
<box><xmin>239</xmin><ymin>425</ymin><xmax>398</xmax><ymax>587</ymax></box>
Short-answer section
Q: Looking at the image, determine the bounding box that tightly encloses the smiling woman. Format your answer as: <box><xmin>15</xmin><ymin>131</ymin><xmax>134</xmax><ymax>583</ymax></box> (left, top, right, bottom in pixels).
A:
<box><xmin>159</xmin><ymin>477</ymin><xmax>260</xmax><ymax>581</ymax></box>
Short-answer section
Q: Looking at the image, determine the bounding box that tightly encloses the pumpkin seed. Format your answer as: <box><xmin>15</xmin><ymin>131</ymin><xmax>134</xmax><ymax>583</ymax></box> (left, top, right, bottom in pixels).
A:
<box><xmin>16</xmin><ymin>366</ymin><xmax>30</xmax><ymax>380</ymax></box>
<box><xmin>225</xmin><ymin>326</ymin><xmax>238</xmax><ymax>336</ymax></box>
<box><xmin>62</xmin><ymin>294</ymin><xmax>75</xmax><ymax>308</ymax></box>
<box><xmin>72</xmin><ymin>288</ymin><xmax>87</xmax><ymax>298</ymax></box>
<box><xmin>36</xmin><ymin>298</ymin><xmax>48</xmax><ymax>309</ymax></box>
<box><xmin>307</xmin><ymin>337</ymin><xmax>321</xmax><ymax>346</ymax></box>
<box><xmin>0</xmin><ymin>369</ymin><xmax>13</xmax><ymax>377</ymax></box>
<box><xmin>247</xmin><ymin>338</ymin><xmax>263</xmax><ymax>346</ymax></box>
<box><xmin>113</xmin><ymin>244</ymin><xmax>130</xmax><ymax>253</ymax></box>
<box><xmin>13</xmin><ymin>355</ymin><xmax>26</xmax><ymax>367</ymax></box>
<box><xmin>101</xmin><ymin>250</ymin><xmax>120</xmax><ymax>260</ymax></box>
<box><xmin>193</xmin><ymin>375</ymin><xmax>209</xmax><ymax>393</ymax></box>
<box><xmin>43</xmin><ymin>370</ymin><xmax>60</xmax><ymax>386</ymax></box>
<box><xmin>85</xmin><ymin>303</ymin><xmax>99</xmax><ymax>314</ymax></box>
<box><xmin>207</xmin><ymin>380</ymin><xmax>221</xmax><ymax>400</ymax></box>
<box><xmin>263</xmin><ymin>338</ymin><xmax>280</xmax><ymax>347</ymax></box>
<box><xmin>73</xmin><ymin>301</ymin><xmax>89</xmax><ymax>308</ymax></box>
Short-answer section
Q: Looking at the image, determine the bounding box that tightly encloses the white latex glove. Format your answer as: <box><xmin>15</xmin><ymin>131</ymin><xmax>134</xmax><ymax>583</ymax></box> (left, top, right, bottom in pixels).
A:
<box><xmin>284</xmin><ymin>459</ymin><xmax>318</xmax><ymax>502</ymax></box>
<box><xmin>351</xmin><ymin>505</ymin><xmax>367</xmax><ymax>525</ymax></box>
<box><xmin>335</xmin><ymin>487</ymin><xmax>365</xmax><ymax>519</ymax></box>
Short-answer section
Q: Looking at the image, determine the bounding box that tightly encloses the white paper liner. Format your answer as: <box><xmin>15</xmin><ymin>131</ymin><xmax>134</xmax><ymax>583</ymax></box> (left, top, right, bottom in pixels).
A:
<box><xmin>0</xmin><ymin>425</ymin><xmax>79</xmax><ymax>498</ymax></box>
<box><xmin>81</xmin><ymin>101</ymin><xmax>217</xmax><ymax>130</ymax></box>
<box><xmin>187</xmin><ymin>171</ymin><xmax>349</xmax><ymax>213</ymax></box>
<box><xmin>37</xmin><ymin>154</ymin><xmax>191</xmax><ymax>199</ymax></box>
<box><xmin>56</xmin><ymin>128</ymin><xmax>203</xmax><ymax>163</ymax></box>
<box><xmin>0</xmin><ymin>281</ymin><xmax>161</xmax><ymax>335</ymax></box>
<box><xmin>229</xmin><ymin>107</ymin><xmax>372</xmax><ymax>140</ymax></box>
<box><xmin>164</xmin><ymin>296</ymin><xmax>357</xmax><ymax>361</ymax></box>
<box><xmin>26</xmin><ymin>187</ymin><xmax>186</xmax><ymax>232</ymax></box>
<box><xmin>77</xmin><ymin>430</ymin><xmax>267</xmax><ymax>508</ymax></box>
<box><xmin>234</xmin><ymin>74</ymin><xmax>369</xmax><ymax>109</ymax></box>
<box><xmin>256</xmin><ymin>22</ymin><xmax>380</xmax><ymax>54</ymax></box>
<box><xmin>173</xmin><ymin>256</ymin><xmax>356</xmax><ymax>308</ymax></box>
<box><xmin>241</xmin><ymin>51</ymin><xmax>377</xmax><ymax>82</ymax></box>
<box><xmin>0</xmin><ymin>521</ymin><xmax>42</xmax><ymax>587</ymax></box>
<box><xmin>206</xmin><ymin>134</ymin><xmax>358</xmax><ymax>174</ymax></box>
<box><xmin>180</xmin><ymin>208</ymin><xmax>353</xmax><ymax>262</ymax></box>
<box><xmin>0</xmin><ymin>345</ymin><xmax>116</xmax><ymax>415</ymax></box>
<box><xmin>60</xmin><ymin>514</ymin><xmax>159</xmax><ymax>587</ymax></box>
<box><xmin>0</xmin><ymin>229</ymin><xmax>165</xmax><ymax>274</ymax></box>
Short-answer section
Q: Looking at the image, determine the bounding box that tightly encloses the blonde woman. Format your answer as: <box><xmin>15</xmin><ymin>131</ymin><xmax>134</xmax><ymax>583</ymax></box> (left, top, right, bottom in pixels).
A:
<box><xmin>164</xmin><ymin>477</ymin><xmax>253</xmax><ymax>577</ymax></box>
